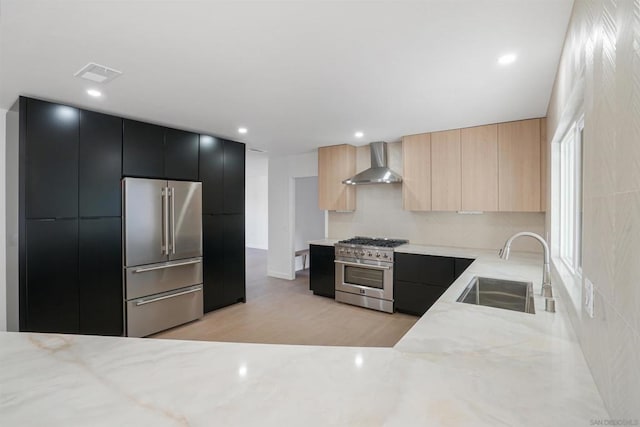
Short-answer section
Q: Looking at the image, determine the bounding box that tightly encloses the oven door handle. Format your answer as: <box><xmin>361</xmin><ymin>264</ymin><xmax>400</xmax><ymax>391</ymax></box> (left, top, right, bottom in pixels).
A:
<box><xmin>334</xmin><ymin>260</ymin><xmax>391</xmax><ymax>270</ymax></box>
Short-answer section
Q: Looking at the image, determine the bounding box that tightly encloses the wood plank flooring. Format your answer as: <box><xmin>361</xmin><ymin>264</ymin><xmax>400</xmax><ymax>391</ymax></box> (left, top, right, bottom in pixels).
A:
<box><xmin>152</xmin><ymin>248</ymin><xmax>418</xmax><ymax>347</ymax></box>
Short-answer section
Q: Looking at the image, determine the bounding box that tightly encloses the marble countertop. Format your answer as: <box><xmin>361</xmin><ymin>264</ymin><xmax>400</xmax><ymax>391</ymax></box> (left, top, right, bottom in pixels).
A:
<box><xmin>0</xmin><ymin>245</ymin><xmax>608</xmax><ymax>426</ymax></box>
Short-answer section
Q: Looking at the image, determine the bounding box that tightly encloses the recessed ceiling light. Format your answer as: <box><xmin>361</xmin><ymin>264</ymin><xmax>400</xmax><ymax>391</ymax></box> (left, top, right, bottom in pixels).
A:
<box><xmin>498</xmin><ymin>53</ymin><xmax>517</xmax><ymax>65</ymax></box>
<box><xmin>87</xmin><ymin>89</ymin><xmax>102</xmax><ymax>97</ymax></box>
<box><xmin>238</xmin><ymin>127</ymin><xmax>248</xmax><ymax>134</ymax></box>
<box><xmin>355</xmin><ymin>131</ymin><xmax>364</xmax><ymax>138</ymax></box>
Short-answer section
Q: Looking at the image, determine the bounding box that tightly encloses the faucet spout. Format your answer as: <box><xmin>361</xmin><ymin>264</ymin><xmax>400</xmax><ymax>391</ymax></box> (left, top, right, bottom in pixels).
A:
<box><xmin>499</xmin><ymin>232</ymin><xmax>555</xmax><ymax>313</ymax></box>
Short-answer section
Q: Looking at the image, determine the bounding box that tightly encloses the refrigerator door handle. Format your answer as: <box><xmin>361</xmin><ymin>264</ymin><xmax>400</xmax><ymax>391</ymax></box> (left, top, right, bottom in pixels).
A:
<box><xmin>134</xmin><ymin>286</ymin><xmax>202</xmax><ymax>306</ymax></box>
<box><xmin>162</xmin><ymin>187</ymin><xmax>170</xmax><ymax>255</ymax></box>
<box><xmin>170</xmin><ymin>187</ymin><xmax>176</xmax><ymax>254</ymax></box>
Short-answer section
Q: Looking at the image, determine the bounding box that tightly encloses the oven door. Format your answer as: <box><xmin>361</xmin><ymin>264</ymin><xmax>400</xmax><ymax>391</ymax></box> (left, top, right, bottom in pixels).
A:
<box><xmin>335</xmin><ymin>259</ymin><xmax>393</xmax><ymax>301</ymax></box>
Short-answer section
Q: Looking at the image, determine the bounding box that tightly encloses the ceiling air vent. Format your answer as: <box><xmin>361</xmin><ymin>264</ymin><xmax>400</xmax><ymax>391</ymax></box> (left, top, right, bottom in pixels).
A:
<box><xmin>74</xmin><ymin>62</ymin><xmax>122</xmax><ymax>83</ymax></box>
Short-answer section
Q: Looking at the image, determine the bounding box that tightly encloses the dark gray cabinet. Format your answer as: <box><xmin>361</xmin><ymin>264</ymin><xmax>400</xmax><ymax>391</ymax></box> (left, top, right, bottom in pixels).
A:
<box><xmin>309</xmin><ymin>244</ymin><xmax>335</xmax><ymax>298</ymax></box>
<box><xmin>25</xmin><ymin>219</ymin><xmax>79</xmax><ymax>333</ymax></box>
<box><xmin>25</xmin><ymin>98</ymin><xmax>79</xmax><ymax>219</ymax></box>
<box><xmin>199</xmin><ymin>136</ymin><xmax>245</xmax><ymax>214</ymax></box>
<box><xmin>123</xmin><ymin>119</ymin><xmax>165</xmax><ymax>178</ymax></box>
<box><xmin>165</xmin><ymin>128</ymin><xmax>199</xmax><ymax>181</ymax></box>
<box><xmin>394</xmin><ymin>253</ymin><xmax>475</xmax><ymax>316</ymax></box>
<box><xmin>202</xmin><ymin>214</ymin><xmax>246</xmax><ymax>312</ymax></box>
<box><xmin>79</xmin><ymin>218</ymin><xmax>122</xmax><ymax>336</ymax></box>
<box><xmin>123</xmin><ymin>120</ymin><xmax>199</xmax><ymax>180</ymax></box>
<box><xmin>79</xmin><ymin>110</ymin><xmax>122</xmax><ymax>217</ymax></box>
<box><xmin>12</xmin><ymin>96</ymin><xmax>245</xmax><ymax>334</ymax></box>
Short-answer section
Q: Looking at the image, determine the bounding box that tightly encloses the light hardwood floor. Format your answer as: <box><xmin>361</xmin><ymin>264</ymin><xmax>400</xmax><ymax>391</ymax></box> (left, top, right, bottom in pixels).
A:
<box><xmin>152</xmin><ymin>248</ymin><xmax>418</xmax><ymax>347</ymax></box>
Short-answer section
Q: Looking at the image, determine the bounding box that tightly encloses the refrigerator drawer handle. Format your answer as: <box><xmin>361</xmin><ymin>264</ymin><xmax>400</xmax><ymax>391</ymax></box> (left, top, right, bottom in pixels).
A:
<box><xmin>334</xmin><ymin>260</ymin><xmax>391</xmax><ymax>270</ymax></box>
<box><xmin>133</xmin><ymin>259</ymin><xmax>202</xmax><ymax>273</ymax></box>
<box><xmin>135</xmin><ymin>287</ymin><xmax>202</xmax><ymax>306</ymax></box>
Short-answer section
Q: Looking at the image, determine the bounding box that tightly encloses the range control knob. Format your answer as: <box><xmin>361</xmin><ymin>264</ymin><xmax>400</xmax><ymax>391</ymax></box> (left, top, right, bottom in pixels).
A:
<box><xmin>367</xmin><ymin>251</ymin><xmax>373</xmax><ymax>256</ymax></box>
<box><xmin>375</xmin><ymin>252</ymin><xmax>381</xmax><ymax>258</ymax></box>
<box><xmin>383</xmin><ymin>253</ymin><xmax>389</xmax><ymax>259</ymax></box>
<box><xmin>347</xmin><ymin>249</ymin><xmax>352</xmax><ymax>254</ymax></box>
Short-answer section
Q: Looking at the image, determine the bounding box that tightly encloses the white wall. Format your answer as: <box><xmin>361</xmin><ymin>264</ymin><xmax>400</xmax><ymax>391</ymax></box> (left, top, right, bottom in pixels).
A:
<box><xmin>267</xmin><ymin>151</ymin><xmax>318</xmax><ymax>280</ymax></box>
<box><xmin>328</xmin><ymin>142</ymin><xmax>546</xmax><ymax>253</ymax></box>
<box><xmin>245</xmin><ymin>151</ymin><xmax>268</xmax><ymax>250</ymax></box>
<box><xmin>0</xmin><ymin>109</ymin><xmax>6</xmax><ymax>331</ymax></box>
<box><xmin>294</xmin><ymin>176</ymin><xmax>324</xmax><ymax>271</ymax></box>
<box><xmin>546</xmin><ymin>0</ymin><xmax>640</xmax><ymax>416</ymax></box>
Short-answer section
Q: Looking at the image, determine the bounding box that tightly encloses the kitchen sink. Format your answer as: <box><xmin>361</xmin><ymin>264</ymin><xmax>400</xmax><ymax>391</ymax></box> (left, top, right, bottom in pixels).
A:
<box><xmin>457</xmin><ymin>276</ymin><xmax>535</xmax><ymax>314</ymax></box>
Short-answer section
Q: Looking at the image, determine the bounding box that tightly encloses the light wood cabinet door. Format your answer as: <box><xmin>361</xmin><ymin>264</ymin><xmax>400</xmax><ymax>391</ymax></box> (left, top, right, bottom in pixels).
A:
<box><xmin>402</xmin><ymin>133</ymin><xmax>431</xmax><ymax>211</ymax></box>
<box><xmin>461</xmin><ymin>124</ymin><xmax>498</xmax><ymax>211</ymax></box>
<box><xmin>498</xmin><ymin>119</ymin><xmax>541</xmax><ymax>212</ymax></box>
<box><xmin>318</xmin><ymin>144</ymin><xmax>356</xmax><ymax>211</ymax></box>
<box><xmin>540</xmin><ymin>118</ymin><xmax>547</xmax><ymax>212</ymax></box>
<box><xmin>431</xmin><ymin>129</ymin><xmax>461</xmax><ymax>211</ymax></box>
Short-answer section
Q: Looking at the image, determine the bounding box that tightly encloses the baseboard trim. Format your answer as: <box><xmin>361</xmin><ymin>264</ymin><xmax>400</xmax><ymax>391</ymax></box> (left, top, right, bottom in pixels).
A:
<box><xmin>267</xmin><ymin>270</ymin><xmax>295</xmax><ymax>280</ymax></box>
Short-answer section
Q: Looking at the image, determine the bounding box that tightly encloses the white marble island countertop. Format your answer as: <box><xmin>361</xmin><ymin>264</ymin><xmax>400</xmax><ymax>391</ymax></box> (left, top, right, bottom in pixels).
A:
<box><xmin>0</xmin><ymin>246</ymin><xmax>608</xmax><ymax>426</ymax></box>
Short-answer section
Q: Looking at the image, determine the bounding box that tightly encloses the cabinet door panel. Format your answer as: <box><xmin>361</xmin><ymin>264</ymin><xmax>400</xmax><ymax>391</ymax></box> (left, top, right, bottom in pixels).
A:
<box><xmin>431</xmin><ymin>129</ymin><xmax>461</xmax><ymax>211</ymax></box>
<box><xmin>79</xmin><ymin>218</ymin><xmax>123</xmax><ymax>336</ymax></box>
<box><xmin>454</xmin><ymin>258</ymin><xmax>474</xmax><ymax>280</ymax></box>
<box><xmin>394</xmin><ymin>253</ymin><xmax>454</xmax><ymax>287</ymax></box>
<box><xmin>202</xmin><ymin>214</ymin><xmax>224</xmax><ymax>312</ymax></box>
<box><xmin>223</xmin><ymin>140</ymin><xmax>246</xmax><ymax>214</ymax></box>
<box><xmin>461</xmin><ymin>124</ymin><xmax>498</xmax><ymax>211</ymax></box>
<box><xmin>25</xmin><ymin>99</ymin><xmax>79</xmax><ymax>218</ymax></box>
<box><xmin>498</xmin><ymin>119</ymin><xmax>541</xmax><ymax>211</ymax></box>
<box><xmin>318</xmin><ymin>144</ymin><xmax>356</xmax><ymax>211</ymax></box>
<box><xmin>222</xmin><ymin>214</ymin><xmax>246</xmax><ymax>304</ymax></box>
<box><xmin>165</xmin><ymin>128</ymin><xmax>199</xmax><ymax>181</ymax></box>
<box><xmin>309</xmin><ymin>245</ymin><xmax>335</xmax><ymax>298</ymax></box>
<box><xmin>199</xmin><ymin>135</ymin><xmax>224</xmax><ymax>214</ymax></box>
<box><xmin>25</xmin><ymin>219</ymin><xmax>79</xmax><ymax>333</ymax></box>
<box><xmin>394</xmin><ymin>281</ymin><xmax>445</xmax><ymax>316</ymax></box>
<box><xmin>79</xmin><ymin>110</ymin><xmax>122</xmax><ymax>217</ymax></box>
<box><xmin>123</xmin><ymin>119</ymin><xmax>165</xmax><ymax>178</ymax></box>
<box><xmin>402</xmin><ymin>134</ymin><xmax>431</xmax><ymax>211</ymax></box>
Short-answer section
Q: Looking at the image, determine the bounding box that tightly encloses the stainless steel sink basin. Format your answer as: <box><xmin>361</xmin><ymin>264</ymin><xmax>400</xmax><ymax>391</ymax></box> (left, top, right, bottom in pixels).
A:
<box><xmin>457</xmin><ymin>276</ymin><xmax>535</xmax><ymax>314</ymax></box>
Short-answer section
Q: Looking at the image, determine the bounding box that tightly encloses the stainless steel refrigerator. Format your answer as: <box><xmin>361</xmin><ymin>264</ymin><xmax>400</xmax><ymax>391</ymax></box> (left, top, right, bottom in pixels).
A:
<box><xmin>122</xmin><ymin>178</ymin><xmax>203</xmax><ymax>337</ymax></box>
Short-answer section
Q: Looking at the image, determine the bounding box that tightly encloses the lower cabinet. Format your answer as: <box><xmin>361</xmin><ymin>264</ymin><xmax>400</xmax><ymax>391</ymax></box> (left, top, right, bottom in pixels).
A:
<box><xmin>79</xmin><ymin>217</ymin><xmax>123</xmax><ymax>336</ymax></box>
<box><xmin>309</xmin><ymin>244</ymin><xmax>335</xmax><ymax>298</ymax></box>
<box><xmin>394</xmin><ymin>280</ymin><xmax>446</xmax><ymax>316</ymax></box>
<box><xmin>25</xmin><ymin>219</ymin><xmax>79</xmax><ymax>333</ymax></box>
<box><xmin>394</xmin><ymin>252</ymin><xmax>475</xmax><ymax>316</ymax></box>
<box><xmin>203</xmin><ymin>214</ymin><xmax>246</xmax><ymax>312</ymax></box>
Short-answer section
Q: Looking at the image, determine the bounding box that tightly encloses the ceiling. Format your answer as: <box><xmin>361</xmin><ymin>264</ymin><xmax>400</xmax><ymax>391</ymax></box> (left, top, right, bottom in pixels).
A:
<box><xmin>0</xmin><ymin>0</ymin><xmax>574</xmax><ymax>154</ymax></box>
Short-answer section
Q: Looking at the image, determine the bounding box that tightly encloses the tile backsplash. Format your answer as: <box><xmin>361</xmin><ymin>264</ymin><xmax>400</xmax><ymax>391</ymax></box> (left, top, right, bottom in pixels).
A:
<box><xmin>547</xmin><ymin>0</ymin><xmax>640</xmax><ymax>417</ymax></box>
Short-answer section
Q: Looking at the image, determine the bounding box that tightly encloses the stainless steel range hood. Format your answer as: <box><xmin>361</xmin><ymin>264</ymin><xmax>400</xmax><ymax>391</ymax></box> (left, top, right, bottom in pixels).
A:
<box><xmin>342</xmin><ymin>141</ymin><xmax>402</xmax><ymax>185</ymax></box>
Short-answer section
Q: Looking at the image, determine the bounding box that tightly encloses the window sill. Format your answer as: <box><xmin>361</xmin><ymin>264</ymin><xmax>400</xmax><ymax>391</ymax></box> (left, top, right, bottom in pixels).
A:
<box><xmin>551</xmin><ymin>256</ymin><xmax>582</xmax><ymax>314</ymax></box>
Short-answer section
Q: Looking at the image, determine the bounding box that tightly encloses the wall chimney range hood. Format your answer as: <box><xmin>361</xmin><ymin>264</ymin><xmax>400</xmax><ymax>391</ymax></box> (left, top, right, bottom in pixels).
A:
<box><xmin>342</xmin><ymin>141</ymin><xmax>402</xmax><ymax>185</ymax></box>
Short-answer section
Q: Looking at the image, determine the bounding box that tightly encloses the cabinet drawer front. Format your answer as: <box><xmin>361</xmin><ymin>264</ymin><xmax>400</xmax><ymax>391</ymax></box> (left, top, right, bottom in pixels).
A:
<box><xmin>125</xmin><ymin>258</ymin><xmax>202</xmax><ymax>300</ymax></box>
<box><xmin>394</xmin><ymin>281</ymin><xmax>446</xmax><ymax>316</ymax></box>
<box><xmin>394</xmin><ymin>253</ymin><xmax>454</xmax><ymax>286</ymax></box>
<box><xmin>126</xmin><ymin>285</ymin><xmax>203</xmax><ymax>337</ymax></box>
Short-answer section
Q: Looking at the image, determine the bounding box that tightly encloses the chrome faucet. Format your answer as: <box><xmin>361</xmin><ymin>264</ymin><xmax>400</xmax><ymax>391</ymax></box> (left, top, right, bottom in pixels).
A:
<box><xmin>499</xmin><ymin>232</ymin><xmax>555</xmax><ymax>313</ymax></box>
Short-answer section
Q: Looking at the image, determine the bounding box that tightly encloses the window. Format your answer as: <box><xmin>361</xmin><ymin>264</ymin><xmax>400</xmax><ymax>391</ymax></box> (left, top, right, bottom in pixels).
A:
<box><xmin>558</xmin><ymin>118</ymin><xmax>584</xmax><ymax>274</ymax></box>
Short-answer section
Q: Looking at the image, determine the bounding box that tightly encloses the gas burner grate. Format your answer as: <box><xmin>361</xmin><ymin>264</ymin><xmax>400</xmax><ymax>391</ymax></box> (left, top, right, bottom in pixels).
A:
<box><xmin>338</xmin><ymin>237</ymin><xmax>408</xmax><ymax>248</ymax></box>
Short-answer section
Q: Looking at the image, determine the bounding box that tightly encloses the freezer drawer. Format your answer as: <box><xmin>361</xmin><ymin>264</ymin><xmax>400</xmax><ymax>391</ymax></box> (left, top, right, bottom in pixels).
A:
<box><xmin>126</xmin><ymin>285</ymin><xmax>203</xmax><ymax>337</ymax></box>
<box><xmin>125</xmin><ymin>257</ymin><xmax>202</xmax><ymax>300</ymax></box>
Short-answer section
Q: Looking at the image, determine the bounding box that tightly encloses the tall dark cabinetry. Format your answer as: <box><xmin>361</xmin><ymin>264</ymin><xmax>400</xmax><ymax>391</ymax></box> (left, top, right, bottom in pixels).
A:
<box><xmin>123</xmin><ymin>119</ymin><xmax>199</xmax><ymax>180</ymax></box>
<box><xmin>8</xmin><ymin>96</ymin><xmax>245</xmax><ymax>334</ymax></box>
<box><xmin>12</xmin><ymin>97</ymin><xmax>123</xmax><ymax>335</ymax></box>
<box><xmin>200</xmin><ymin>136</ymin><xmax>246</xmax><ymax>312</ymax></box>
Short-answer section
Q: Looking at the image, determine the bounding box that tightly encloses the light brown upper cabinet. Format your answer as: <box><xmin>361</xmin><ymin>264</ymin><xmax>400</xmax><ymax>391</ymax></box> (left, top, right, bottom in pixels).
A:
<box><xmin>431</xmin><ymin>129</ymin><xmax>461</xmax><ymax>211</ymax></box>
<box><xmin>318</xmin><ymin>144</ymin><xmax>356</xmax><ymax>211</ymax></box>
<box><xmin>461</xmin><ymin>124</ymin><xmax>499</xmax><ymax>211</ymax></box>
<box><xmin>498</xmin><ymin>119</ymin><xmax>541</xmax><ymax>212</ymax></box>
<box><xmin>540</xmin><ymin>118</ymin><xmax>547</xmax><ymax>212</ymax></box>
<box><xmin>402</xmin><ymin>133</ymin><xmax>431</xmax><ymax>211</ymax></box>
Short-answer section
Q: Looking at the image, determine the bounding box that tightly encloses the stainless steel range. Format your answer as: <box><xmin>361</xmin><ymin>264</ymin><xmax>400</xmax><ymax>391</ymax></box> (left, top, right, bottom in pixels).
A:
<box><xmin>334</xmin><ymin>237</ymin><xmax>408</xmax><ymax>313</ymax></box>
